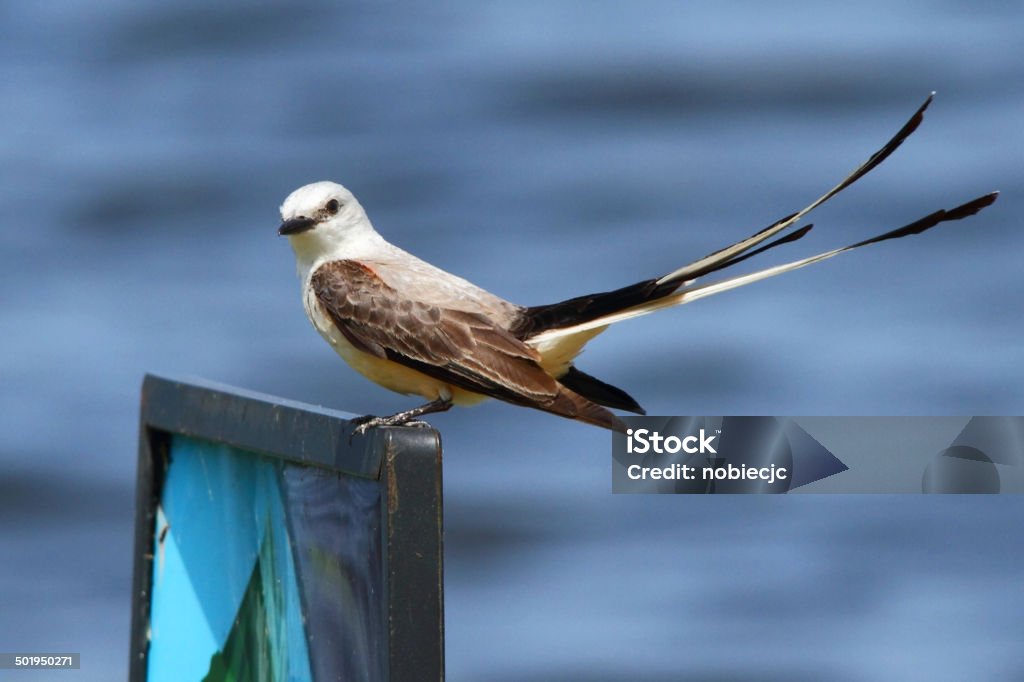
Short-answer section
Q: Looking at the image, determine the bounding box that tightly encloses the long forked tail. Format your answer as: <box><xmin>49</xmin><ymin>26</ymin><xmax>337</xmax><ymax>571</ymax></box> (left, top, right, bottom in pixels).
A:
<box><xmin>516</xmin><ymin>94</ymin><xmax>999</xmax><ymax>345</ymax></box>
<box><xmin>539</xmin><ymin>192</ymin><xmax>998</xmax><ymax>338</ymax></box>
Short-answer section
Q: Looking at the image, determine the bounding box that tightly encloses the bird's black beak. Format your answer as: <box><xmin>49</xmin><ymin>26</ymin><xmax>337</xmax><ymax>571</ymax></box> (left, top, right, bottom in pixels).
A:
<box><xmin>278</xmin><ymin>216</ymin><xmax>317</xmax><ymax>236</ymax></box>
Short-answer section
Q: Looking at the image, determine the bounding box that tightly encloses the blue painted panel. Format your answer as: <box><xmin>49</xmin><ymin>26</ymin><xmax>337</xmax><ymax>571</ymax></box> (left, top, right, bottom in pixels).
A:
<box><xmin>147</xmin><ymin>506</ymin><xmax>219</xmax><ymax>682</ymax></box>
<box><xmin>148</xmin><ymin>436</ymin><xmax>312</xmax><ymax>681</ymax></box>
<box><xmin>160</xmin><ymin>436</ymin><xmax>265</xmax><ymax>644</ymax></box>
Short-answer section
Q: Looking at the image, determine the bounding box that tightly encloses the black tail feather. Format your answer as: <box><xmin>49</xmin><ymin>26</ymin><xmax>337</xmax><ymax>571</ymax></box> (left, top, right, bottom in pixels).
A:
<box><xmin>847</xmin><ymin>192</ymin><xmax>998</xmax><ymax>250</ymax></box>
<box><xmin>655</xmin><ymin>94</ymin><xmax>935</xmax><ymax>287</ymax></box>
<box><xmin>557</xmin><ymin>366</ymin><xmax>646</xmax><ymax>415</ymax></box>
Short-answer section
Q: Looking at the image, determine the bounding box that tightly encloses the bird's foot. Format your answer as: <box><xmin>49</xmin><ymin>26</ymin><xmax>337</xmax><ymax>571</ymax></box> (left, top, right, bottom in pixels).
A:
<box><xmin>349</xmin><ymin>414</ymin><xmax>434</xmax><ymax>440</ymax></box>
<box><xmin>349</xmin><ymin>398</ymin><xmax>452</xmax><ymax>442</ymax></box>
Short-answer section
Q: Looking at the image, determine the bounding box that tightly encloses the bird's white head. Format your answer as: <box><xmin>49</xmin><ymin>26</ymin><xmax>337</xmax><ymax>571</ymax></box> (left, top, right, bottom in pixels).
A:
<box><xmin>278</xmin><ymin>181</ymin><xmax>381</xmax><ymax>268</ymax></box>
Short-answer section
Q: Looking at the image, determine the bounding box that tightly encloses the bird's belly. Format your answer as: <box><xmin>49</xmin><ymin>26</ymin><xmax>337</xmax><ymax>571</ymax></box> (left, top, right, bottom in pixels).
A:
<box><xmin>304</xmin><ymin>289</ymin><xmax>488</xmax><ymax>406</ymax></box>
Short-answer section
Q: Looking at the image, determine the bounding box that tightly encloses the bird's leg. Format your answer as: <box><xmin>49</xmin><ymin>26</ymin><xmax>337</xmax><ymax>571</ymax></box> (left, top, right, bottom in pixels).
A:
<box><xmin>351</xmin><ymin>398</ymin><xmax>454</xmax><ymax>437</ymax></box>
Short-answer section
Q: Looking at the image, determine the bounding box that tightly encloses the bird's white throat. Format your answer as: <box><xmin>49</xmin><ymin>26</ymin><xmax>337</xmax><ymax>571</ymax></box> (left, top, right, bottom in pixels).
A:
<box><xmin>287</xmin><ymin>218</ymin><xmax>387</xmax><ymax>282</ymax></box>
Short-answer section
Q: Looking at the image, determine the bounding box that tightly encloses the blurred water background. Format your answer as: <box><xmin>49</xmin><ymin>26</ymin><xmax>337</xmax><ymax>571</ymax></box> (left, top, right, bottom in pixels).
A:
<box><xmin>2</xmin><ymin>2</ymin><xmax>1022</xmax><ymax>680</ymax></box>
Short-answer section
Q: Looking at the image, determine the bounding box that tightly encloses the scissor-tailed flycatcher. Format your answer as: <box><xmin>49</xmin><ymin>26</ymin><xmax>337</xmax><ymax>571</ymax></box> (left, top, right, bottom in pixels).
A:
<box><xmin>279</xmin><ymin>94</ymin><xmax>996</xmax><ymax>433</ymax></box>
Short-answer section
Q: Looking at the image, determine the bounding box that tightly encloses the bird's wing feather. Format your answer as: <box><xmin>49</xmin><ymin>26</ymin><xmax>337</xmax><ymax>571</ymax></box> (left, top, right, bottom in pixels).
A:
<box><xmin>311</xmin><ymin>260</ymin><xmax>623</xmax><ymax>429</ymax></box>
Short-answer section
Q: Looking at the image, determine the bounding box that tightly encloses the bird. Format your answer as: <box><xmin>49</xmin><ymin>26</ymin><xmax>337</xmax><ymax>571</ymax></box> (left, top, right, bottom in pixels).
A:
<box><xmin>278</xmin><ymin>94</ymin><xmax>997</xmax><ymax>434</ymax></box>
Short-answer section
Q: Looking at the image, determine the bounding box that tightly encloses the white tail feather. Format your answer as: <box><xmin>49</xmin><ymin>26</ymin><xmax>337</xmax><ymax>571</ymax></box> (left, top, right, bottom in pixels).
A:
<box><xmin>529</xmin><ymin>244</ymin><xmax>849</xmax><ymax>344</ymax></box>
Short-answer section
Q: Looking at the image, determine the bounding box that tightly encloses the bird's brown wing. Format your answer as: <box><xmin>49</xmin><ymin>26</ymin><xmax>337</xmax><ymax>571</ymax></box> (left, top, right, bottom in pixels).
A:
<box><xmin>311</xmin><ymin>259</ymin><xmax>624</xmax><ymax>430</ymax></box>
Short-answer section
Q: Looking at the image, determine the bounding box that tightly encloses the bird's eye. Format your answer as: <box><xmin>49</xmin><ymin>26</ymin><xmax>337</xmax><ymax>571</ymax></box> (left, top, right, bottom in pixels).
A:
<box><xmin>325</xmin><ymin>199</ymin><xmax>340</xmax><ymax>215</ymax></box>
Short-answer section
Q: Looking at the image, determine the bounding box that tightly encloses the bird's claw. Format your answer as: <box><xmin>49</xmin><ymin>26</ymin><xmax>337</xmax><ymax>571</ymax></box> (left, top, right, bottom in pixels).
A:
<box><xmin>349</xmin><ymin>415</ymin><xmax>381</xmax><ymax>440</ymax></box>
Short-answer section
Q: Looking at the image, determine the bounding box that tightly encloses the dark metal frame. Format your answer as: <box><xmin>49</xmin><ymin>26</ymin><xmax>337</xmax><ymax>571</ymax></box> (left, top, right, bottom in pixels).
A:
<box><xmin>129</xmin><ymin>374</ymin><xmax>444</xmax><ymax>681</ymax></box>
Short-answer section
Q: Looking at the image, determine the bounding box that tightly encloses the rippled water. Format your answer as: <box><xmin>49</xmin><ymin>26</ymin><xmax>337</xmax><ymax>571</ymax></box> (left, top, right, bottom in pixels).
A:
<box><xmin>2</xmin><ymin>2</ymin><xmax>1022</xmax><ymax>680</ymax></box>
